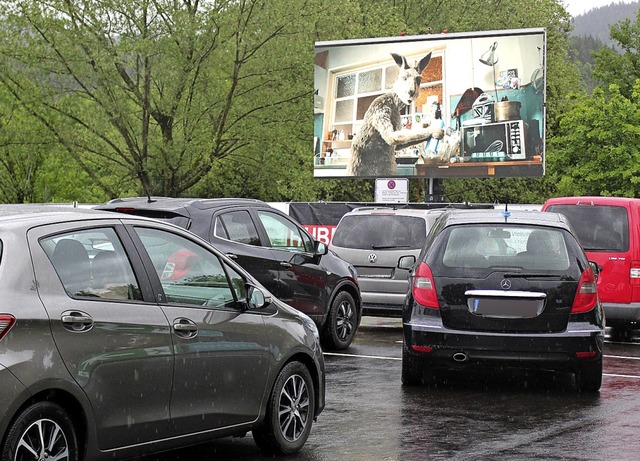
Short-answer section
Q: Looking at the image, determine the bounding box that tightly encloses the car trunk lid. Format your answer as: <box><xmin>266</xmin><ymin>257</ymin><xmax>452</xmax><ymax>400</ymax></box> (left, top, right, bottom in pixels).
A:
<box><xmin>436</xmin><ymin>271</ymin><xmax>576</xmax><ymax>332</ymax></box>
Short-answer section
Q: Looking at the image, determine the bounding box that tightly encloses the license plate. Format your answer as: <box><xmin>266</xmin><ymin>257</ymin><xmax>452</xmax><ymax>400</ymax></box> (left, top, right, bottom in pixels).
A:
<box><xmin>356</xmin><ymin>266</ymin><xmax>393</xmax><ymax>278</ymax></box>
<box><xmin>466</xmin><ymin>290</ymin><xmax>545</xmax><ymax>318</ymax></box>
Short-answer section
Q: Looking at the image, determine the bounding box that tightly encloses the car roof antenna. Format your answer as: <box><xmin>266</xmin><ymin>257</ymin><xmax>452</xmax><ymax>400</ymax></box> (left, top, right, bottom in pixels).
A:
<box><xmin>501</xmin><ymin>202</ymin><xmax>511</xmax><ymax>222</ymax></box>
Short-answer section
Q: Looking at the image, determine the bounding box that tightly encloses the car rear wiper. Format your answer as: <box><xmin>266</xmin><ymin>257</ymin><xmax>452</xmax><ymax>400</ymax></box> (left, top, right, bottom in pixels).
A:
<box><xmin>371</xmin><ymin>244</ymin><xmax>412</xmax><ymax>249</ymax></box>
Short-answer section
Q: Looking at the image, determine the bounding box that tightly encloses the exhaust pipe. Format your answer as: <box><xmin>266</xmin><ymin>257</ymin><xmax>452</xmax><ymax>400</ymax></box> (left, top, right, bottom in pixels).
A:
<box><xmin>452</xmin><ymin>352</ymin><xmax>468</xmax><ymax>362</ymax></box>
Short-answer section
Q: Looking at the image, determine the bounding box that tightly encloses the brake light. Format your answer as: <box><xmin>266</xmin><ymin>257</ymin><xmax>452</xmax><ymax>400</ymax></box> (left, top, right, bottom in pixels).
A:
<box><xmin>412</xmin><ymin>262</ymin><xmax>440</xmax><ymax>309</ymax></box>
<box><xmin>412</xmin><ymin>345</ymin><xmax>433</xmax><ymax>353</ymax></box>
<box><xmin>571</xmin><ymin>267</ymin><xmax>597</xmax><ymax>313</ymax></box>
<box><xmin>0</xmin><ymin>314</ymin><xmax>16</xmax><ymax>341</ymax></box>
<box><xmin>576</xmin><ymin>351</ymin><xmax>597</xmax><ymax>359</ymax></box>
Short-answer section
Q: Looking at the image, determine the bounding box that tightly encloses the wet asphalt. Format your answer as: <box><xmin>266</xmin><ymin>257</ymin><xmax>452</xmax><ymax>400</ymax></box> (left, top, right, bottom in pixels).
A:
<box><xmin>141</xmin><ymin>317</ymin><xmax>640</xmax><ymax>461</ymax></box>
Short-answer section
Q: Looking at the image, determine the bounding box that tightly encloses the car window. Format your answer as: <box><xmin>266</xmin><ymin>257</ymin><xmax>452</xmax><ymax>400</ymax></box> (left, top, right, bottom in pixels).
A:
<box><xmin>332</xmin><ymin>215</ymin><xmax>427</xmax><ymax>249</ymax></box>
<box><xmin>546</xmin><ymin>204</ymin><xmax>628</xmax><ymax>252</ymax></box>
<box><xmin>134</xmin><ymin>227</ymin><xmax>240</xmax><ymax>308</ymax></box>
<box><xmin>41</xmin><ymin>228</ymin><xmax>142</xmax><ymax>301</ymax></box>
<box><xmin>225</xmin><ymin>263</ymin><xmax>247</xmax><ymax>301</ymax></box>
<box><xmin>256</xmin><ymin>211</ymin><xmax>312</xmax><ymax>252</ymax></box>
<box><xmin>438</xmin><ymin>225</ymin><xmax>571</xmax><ymax>272</ymax></box>
<box><xmin>214</xmin><ymin>210</ymin><xmax>261</xmax><ymax>246</ymax></box>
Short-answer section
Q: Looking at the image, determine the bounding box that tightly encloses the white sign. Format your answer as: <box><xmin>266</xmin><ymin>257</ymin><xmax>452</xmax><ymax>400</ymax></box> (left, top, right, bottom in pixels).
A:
<box><xmin>375</xmin><ymin>178</ymin><xmax>409</xmax><ymax>203</ymax></box>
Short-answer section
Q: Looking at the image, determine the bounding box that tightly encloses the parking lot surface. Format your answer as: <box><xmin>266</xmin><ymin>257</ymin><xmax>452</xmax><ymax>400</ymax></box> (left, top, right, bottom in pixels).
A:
<box><xmin>142</xmin><ymin>317</ymin><xmax>640</xmax><ymax>461</ymax></box>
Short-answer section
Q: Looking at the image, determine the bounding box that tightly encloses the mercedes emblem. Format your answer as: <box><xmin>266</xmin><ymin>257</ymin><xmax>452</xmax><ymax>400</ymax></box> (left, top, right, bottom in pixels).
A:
<box><xmin>500</xmin><ymin>279</ymin><xmax>512</xmax><ymax>290</ymax></box>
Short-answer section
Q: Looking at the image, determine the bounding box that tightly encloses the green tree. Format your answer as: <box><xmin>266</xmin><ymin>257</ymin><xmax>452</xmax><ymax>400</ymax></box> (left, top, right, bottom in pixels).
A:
<box><xmin>593</xmin><ymin>10</ymin><xmax>640</xmax><ymax>99</ymax></box>
<box><xmin>546</xmin><ymin>82</ymin><xmax>640</xmax><ymax>197</ymax></box>
<box><xmin>0</xmin><ymin>0</ymin><xmax>327</xmax><ymax>199</ymax></box>
<box><xmin>570</xmin><ymin>35</ymin><xmax>607</xmax><ymax>93</ymax></box>
<box><xmin>0</xmin><ymin>0</ymin><xmax>588</xmax><ymax>204</ymax></box>
<box><xmin>0</xmin><ymin>86</ymin><xmax>48</xmax><ymax>203</ymax></box>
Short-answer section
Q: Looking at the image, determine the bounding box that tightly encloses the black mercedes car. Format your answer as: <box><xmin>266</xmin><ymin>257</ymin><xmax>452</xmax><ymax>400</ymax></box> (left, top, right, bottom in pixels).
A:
<box><xmin>96</xmin><ymin>197</ymin><xmax>362</xmax><ymax>350</ymax></box>
<box><xmin>399</xmin><ymin>208</ymin><xmax>605</xmax><ymax>391</ymax></box>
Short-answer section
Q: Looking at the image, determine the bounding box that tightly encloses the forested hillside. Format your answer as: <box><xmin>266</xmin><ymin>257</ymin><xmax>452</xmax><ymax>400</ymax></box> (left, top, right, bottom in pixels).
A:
<box><xmin>570</xmin><ymin>2</ymin><xmax>640</xmax><ymax>92</ymax></box>
<box><xmin>572</xmin><ymin>1</ymin><xmax>640</xmax><ymax>47</ymax></box>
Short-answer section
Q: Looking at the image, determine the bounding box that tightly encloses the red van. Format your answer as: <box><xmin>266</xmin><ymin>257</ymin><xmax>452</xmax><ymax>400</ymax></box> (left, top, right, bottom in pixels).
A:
<box><xmin>542</xmin><ymin>196</ymin><xmax>640</xmax><ymax>336</ymax></box>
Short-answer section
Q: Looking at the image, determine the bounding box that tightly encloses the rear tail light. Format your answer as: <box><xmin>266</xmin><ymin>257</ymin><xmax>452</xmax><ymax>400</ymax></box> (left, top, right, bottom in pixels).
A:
<box><xmin>412</xmin><ymin>262</ymin><xmax>440</xmax><ymax>309</ymax></box>
<box><xmin>571</xmin><ymin>266</ymin><xmax>598</xmax><ymax>313</ymax></box>
<box><xmin>0</xmin><ymin>314</ymin><xmax>16</xmax><ymax>341</ymax></box>
<box><xmin>630</xmin><ymin>261</ymin><xmax>640</xmax><ymax>285</ymax></box>
<box><xmin>576</xmin><ymin>351</ymin><xmax>597</xmax><ymax>359</ymax></box>
<box><xmin>412</xmin><ymin>345</ymin><xmax>433</xmax><ymax>353</ymax></box>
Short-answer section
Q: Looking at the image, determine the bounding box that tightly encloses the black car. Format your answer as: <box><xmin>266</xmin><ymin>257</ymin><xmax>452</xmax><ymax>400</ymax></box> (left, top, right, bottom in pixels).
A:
<box><xmin>96</xmin><ymin>197</ymin><xmax>362</xmax><ymax>350</ymax></box>
<box><xmin>0</xmin><ymin>206</ymin><xmax>324</xmax><ymax>460</ymax></box>
<box><xmin>399</xmin><ymin>209</ymin><xmax>605</xmax><ymax>391</ymax></box>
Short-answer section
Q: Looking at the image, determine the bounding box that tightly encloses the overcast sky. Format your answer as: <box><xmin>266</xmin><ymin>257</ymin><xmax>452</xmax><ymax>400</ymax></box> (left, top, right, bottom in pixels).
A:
<box><xmin>563</xmin><ymin>0</ymin><xmax>637</xmax><ymax>16</ymax></box>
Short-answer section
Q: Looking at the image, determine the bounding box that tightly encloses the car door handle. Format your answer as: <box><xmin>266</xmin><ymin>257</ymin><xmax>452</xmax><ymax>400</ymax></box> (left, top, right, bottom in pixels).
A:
<box><xmin>61</xmin><ymin>311</ymin><xmax>93</xmax><ymax>332</ymax></box>
<box><xmin>226</xmin><ymin>253</ymin><xmax>238</xmax><ymax>259</ymax></box>
<box><xmin>173</xmin><ymin>318</ymin><xmax>198</xmax><ymax>337</ymax></box>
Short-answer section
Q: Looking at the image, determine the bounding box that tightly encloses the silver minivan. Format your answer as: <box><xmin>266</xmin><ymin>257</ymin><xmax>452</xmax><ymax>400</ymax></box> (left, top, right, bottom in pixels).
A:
<box><xmin>329</xmin><ymin>207</ymin><xmax>444</xmax><ymax>316</ymax></box>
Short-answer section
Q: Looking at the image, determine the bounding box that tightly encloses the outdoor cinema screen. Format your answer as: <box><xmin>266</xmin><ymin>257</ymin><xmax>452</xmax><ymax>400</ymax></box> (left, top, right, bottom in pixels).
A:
<box><xmin>313</xmin><ymin>28</ymin><xmax>546</xmax><ymax>179</ymax></box>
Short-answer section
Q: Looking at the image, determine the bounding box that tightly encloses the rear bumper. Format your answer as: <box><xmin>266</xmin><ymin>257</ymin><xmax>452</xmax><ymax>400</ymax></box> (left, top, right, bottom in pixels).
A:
<box><xmin>359</xmin><ymin>278</ymin><xmax>407</xmax><ymax>317</ymax></box>
<box><xmin>404</xmin><ymin>314</ymin><xmax>604</xmax><ymax>372</ymax></box>
<box><xmin>362</xmin><ymin>302</ymin><xmax>403</xmax><ymax>317</ymax></box>
<box><xmin>360</xmin><ymin>292</ymin><xmax>406</xmax><ymax>317</ymax></box>
<box><xmin>602</xmin><ymin>302</ymin><xmax>640</xmax><ymax>326</ymax></box>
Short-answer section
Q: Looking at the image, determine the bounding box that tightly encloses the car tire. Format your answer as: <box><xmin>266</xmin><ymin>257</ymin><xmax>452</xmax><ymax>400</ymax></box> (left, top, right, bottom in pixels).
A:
<box><xmin>321</xmin><ymin>291</ymin><xmax>358</xmax><ymax>351</ymax></box>
<box><xmin>253</xmin><ymin>361</ymin><xmax>315</xmax><ymax>455</ymax></box>
<box><xmin>402</xmin><ymin>342</ymin><xmax>426</xmax><ymax>385</ymax></box>
<box><xmin>575</xmin><ymin>358</ymin><xmax>603</xmax><ymax>392</ymax></box>
<box><xmin>1</xmin><ymin>401</ymin><xmax>80</xmax><ymax>461</ymax></box>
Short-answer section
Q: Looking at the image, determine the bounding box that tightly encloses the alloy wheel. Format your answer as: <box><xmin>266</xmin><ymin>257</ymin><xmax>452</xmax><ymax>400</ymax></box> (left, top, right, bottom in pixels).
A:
<box><xmin>278</xmin><ymin>374</ymin><xmax>310</xmax><ymax>442</ymax></box>
<box><xmin>15</xmin><ymin>418</ymin><xmax>69</xmax><ymax>461</ymax></box>
<box><xmin>335</xmin><ymin>299</ymin><xmax>355</xmax><ymax>341</ymax></box>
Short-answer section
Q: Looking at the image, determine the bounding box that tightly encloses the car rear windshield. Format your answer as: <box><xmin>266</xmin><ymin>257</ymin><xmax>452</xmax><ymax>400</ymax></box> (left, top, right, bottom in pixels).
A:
<box><xmin>430</xmin><ymin>225</ymin><xmax>575</xmax><ymax>275</ymax></box>
<box><xmin>545</xmin><ymin>204</ymin><xmax>628</xmax><ymax>252</ymax></box>
<box><xmin>332</xmin><ymin>215</ymin><xmax>427</xmax><ymax>250</ymax></box>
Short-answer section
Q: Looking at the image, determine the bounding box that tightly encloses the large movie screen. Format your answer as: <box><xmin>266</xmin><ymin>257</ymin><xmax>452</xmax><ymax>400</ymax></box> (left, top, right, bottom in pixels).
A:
<box><xmin>314</xmin><ymin>28</ymin><xmax>546</xmax><ymax>179</ymax></box>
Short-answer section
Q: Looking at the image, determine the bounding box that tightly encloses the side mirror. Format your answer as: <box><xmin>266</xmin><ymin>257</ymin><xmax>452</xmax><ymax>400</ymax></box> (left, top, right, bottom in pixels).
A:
<box><xmin>314</xmin><ymin>241</ymin><xmax>329</xmax><ymax>256</ymax></box>
<box><xmin>589</xmin><ymin>261</ymin><xmax>600</xmax><ymax>280</ymax></box>
<box><xmin>398</xmin><ymin>255</ymin><xmax>416</xmax><ymax>270</ymax></box>
<box><xmin>247</xmin><ymin>286</ymin><xmax>270</xmax><ymax>310</ymax></box>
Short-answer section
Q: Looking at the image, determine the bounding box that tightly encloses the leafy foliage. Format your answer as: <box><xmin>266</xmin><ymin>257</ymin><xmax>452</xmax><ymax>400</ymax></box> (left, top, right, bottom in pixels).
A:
<box><xmin>593</xmin><ymin>10</ymin><xmax>640</xmax><ymax>100</ymax></box>
<box><xmin>547</xmin><ymin>82</ymin><xmax>640</xmax><ymax>197</ymax></box>
<box><xmin>0</xmin><ymin>0</ymin><xmax>617</xmax><ymax>205</ymax></box>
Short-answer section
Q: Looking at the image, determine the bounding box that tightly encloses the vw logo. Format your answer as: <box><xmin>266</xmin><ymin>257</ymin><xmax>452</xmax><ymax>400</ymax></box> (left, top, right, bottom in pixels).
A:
<box><xmin>500</xmin><ymin>279</ymin><xmax>512</xmax><ymax>290</ymax></box>
<box><xmin>368</xmin><ymin>253</ymin><xmax>378</xmax><ymax>264</ymax></box>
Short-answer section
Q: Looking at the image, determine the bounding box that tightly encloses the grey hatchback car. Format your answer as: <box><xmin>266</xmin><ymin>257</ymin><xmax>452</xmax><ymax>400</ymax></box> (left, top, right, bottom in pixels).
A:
<box><xmin>329</xmin><ymin>207</ymin><xmax>444</xmax><ymax>316</ymax></box>
<box><xmin>0</xmin><ymin>206</ymin><xmax>325</xmax><ymax>460</ymax></box>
